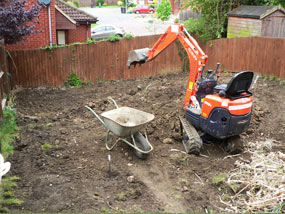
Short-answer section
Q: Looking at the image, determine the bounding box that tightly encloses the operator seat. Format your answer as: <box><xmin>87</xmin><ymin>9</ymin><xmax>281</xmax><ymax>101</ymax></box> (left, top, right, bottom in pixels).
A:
<box><xmin>214</xmin><ymin>71</ymin><xmax>254</xmax><ymax>99</ymax></box>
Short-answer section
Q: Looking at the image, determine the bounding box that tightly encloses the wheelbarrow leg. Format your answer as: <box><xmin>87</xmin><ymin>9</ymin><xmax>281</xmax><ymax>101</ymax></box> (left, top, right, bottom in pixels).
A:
<box><xmin>105</xmin><ymin>130</ymin><xmax>120</xmax><ymax>150</ymax></box>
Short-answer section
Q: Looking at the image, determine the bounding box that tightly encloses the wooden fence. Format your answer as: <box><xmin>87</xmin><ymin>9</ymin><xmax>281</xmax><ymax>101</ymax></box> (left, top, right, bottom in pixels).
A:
<box><xmin>7</xmin><ymin>35</ymin><xmax>285</xmax><ymax>88</ymax></box>
<box><xmin>0</xmin><ymin>40</ymin><xmax>10</xmax><ymax>120</ymax></box>
<box><xmin>203</xmin><ymin>36</ymin><xmax>285</xmax><ymax>78</ymax></box>
<box><xmin>8</xmin><ymin>35</ymin><xmax>182</xmax><ymax>87</ymax></box>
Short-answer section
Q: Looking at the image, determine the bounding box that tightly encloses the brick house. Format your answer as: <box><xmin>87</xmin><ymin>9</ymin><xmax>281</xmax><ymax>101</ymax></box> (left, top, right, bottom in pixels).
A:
<box><xmin>7</xmin><ymin>0</ymin><xmax>98</xmax><ymax>50</ymax></box>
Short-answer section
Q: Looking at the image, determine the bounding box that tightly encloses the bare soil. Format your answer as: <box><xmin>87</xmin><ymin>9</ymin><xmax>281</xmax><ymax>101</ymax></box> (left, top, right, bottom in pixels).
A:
<box><xmin>9</xmin><ymin>72</ymin><xmax>284</xmax><ymax>212</ymax></box>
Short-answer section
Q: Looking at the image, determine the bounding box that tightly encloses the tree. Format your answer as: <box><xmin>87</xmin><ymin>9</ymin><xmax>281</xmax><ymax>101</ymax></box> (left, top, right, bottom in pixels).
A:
<box><xmin>0</xmin><ymin>0</ymin><xmax>42</xmax><ymax>45</ymax></box>
<box><xmin>183</xmin><ymin>0</ymin><xmax>285</xmax><ymax>42</ymax></box>
<box><xmin>156</xmin><ymin>0</ymin><xmax>172</xmax><ymax>21</ymax></box>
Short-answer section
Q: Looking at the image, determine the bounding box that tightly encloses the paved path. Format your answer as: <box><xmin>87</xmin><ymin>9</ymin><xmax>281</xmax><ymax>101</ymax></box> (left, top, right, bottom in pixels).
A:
<box><xmin>80</xmin><ymin>7</ymin><xmax>177</xmax><ymax>36</ymax></box>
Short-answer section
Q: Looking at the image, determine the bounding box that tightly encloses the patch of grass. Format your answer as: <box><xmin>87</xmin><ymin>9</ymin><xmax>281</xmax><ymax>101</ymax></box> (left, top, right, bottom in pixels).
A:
<box><xmin>116</xmin><ymin>192</ymin><xmax>126</xmax><ymax>201</ymax></box>
<box><xmin>27</xmin><ymin>124</ymin><xmax>36</xmax><ymax>129</ymax></box>
<box><xmin>100</xmin><ymin>146</ymin><xmax>106</xmax><ymax>151</ymax></box>
<box><xmin>182</xmin><ymin>155</ymin><xmax>189</xmax><ymax>165</ymax></box>
<box><xmin>83</xmin><ymin>80</ymin><xmax>93</xmax><ymax>85</ymax></box>
<box><xmin>0</xmin><ymin>176</ymin><xmax>23</xmax><ymax>211</ymax></box>
<box><xmin>221</xmin><ymin>193</ymin><xmax>230</xmax><ymax>201</ymax></box>
<box><xmin>174</xmin><ymin>193</ymin><xmax>182</xmax><ymax>200</ymax></box>
<box><xmin>269</xmin><ymin>75</ymin><xmax>278</xmax><ymax>81</ymax></box>
<box><xmin>228</xmin><ymin>183</ymin><xmax>240</xmax><ymax>193</ymax></box>
<box><xmin>41</xmin><ymin>143</ymin><xmax>53</xmax><ymax>151</ymax></box>
<box><xmin>97</xmin><ymin>77</ymin><xmax>104</xmax><ymax>82</ymax></box>
<box><xmin>203</xmin><ymin>167</ymin><xmax>210</xmax><ymax>172</ymax></box>
<box><xmin>64</xmin><ymin>72</ymin><xmax>82</xmax><ymax>87</ymax></box>
<box><xmin>45</xmin><ymin>123</ymin><xmax>53</xmax><ymax>127</ymax></box>
<box><xmin>100</xmin><ymin>207</ymin><xmax>107</xmax><ymax>212</ymax></box>
<box><xmin>212</xmin><ymin>173</ymin><xmax>227</xmax><ymax>186</ymax></box>
<box><xmin>180</xmin><ymin>178</ymin><xmax>189</xmax><ymax>185</ymax></box>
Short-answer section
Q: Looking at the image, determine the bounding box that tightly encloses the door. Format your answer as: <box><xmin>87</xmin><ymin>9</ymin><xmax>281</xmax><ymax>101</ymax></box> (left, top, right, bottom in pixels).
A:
<box><xmin>57</xmin><ymin>31</ymin><xmax>66</xmax><ymax>45</ymax></box>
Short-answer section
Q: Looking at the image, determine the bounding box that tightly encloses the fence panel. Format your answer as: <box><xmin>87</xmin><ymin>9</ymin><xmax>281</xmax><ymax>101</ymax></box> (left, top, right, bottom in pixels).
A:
<box><xmin>7</xmin><ymin>35</ymin><xmax>285</xmax><ymax>88</ymax></box>
<box><xmin>204</xmin><ymin>36</ymin><xmax>285</xmax><ymax>78</ymax></box>
<box><xmin>8</xmin><ymin>35</ymin><xmax>182</xmax><ymax>87</ymax></box>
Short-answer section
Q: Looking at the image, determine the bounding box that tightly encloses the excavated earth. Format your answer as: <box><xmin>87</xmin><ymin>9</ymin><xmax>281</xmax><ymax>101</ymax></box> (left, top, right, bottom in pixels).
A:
<box><xmin>9</xmin><ymin>71</ymin><xmax>284</xmax><ymax>212</ymax></box>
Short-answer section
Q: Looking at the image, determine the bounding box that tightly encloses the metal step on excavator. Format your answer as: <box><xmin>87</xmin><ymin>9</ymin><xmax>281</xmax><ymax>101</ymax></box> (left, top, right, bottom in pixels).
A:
<box><xmin>127</xmin><ymin>24</ymin><xmax>254</xmax><ymax>155</ymax></box>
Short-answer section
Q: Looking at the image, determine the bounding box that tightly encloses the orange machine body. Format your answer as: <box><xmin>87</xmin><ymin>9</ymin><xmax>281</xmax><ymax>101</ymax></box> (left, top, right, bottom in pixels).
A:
<box><xmin>201</xmin><ymin>94</ymin><xmax>253</xmax><ymax>118</ymax></box>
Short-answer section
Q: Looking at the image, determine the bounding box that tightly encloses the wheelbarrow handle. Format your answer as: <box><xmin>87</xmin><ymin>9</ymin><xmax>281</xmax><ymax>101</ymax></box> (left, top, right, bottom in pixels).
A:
<box><xmin>108</xmin><ymin>98</ymin><xmax>119</xmax><ymax>109</ymax></box>
<box><xmin>85</xmin><ymin>106</ymin><xmax>108</xmax><ymax>129</ymax></box>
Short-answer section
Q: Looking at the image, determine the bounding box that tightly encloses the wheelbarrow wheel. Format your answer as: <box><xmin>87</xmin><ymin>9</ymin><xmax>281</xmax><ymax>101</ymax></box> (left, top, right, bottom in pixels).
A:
<box><xmin>133</xmin><ymin>132</ymin><xmax>151</xmax><ymax>159</ymax></box>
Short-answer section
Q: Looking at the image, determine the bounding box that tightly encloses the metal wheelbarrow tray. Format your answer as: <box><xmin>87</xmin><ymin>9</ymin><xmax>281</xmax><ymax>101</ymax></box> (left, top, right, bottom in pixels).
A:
<box><xmin>85</xmin><ymin>99</ymin><xmax>155</xmax><ymax>159</ymax></box>
<box><xmin>101</xmin><ymin>107</ymin><xmax>154</xmax><ymax>137</ymax></box>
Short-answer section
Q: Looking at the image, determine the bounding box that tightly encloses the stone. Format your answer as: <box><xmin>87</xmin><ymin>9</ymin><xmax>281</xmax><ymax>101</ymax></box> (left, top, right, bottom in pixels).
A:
<box><xmin>127</xmin><ymin>175</ymin><xmax>135</xmax><ymax>183</ymax></box>
<box><xmin>163</xmin><ymin>138</ymin><xmax>173</xmax><ymax>144</ymax></box>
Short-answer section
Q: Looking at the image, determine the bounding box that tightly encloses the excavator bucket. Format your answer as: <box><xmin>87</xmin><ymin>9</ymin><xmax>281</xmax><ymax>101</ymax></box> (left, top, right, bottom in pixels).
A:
<box><xmin>127</xmin><ymin>48</ymin><xmax>150</xmax><ymax>69</ymax></box>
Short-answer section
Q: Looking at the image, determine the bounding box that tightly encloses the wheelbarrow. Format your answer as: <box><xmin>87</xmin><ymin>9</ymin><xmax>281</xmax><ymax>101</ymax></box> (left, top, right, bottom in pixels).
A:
<box><xmin>85</xmin><ymin>98</ymin><xmax>155</xmax><ymax>159</ymax></box>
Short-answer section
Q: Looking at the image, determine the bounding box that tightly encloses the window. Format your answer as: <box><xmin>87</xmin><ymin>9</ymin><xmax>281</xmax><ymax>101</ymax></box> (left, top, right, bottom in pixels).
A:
<box><xmin>57</xmin><ymin>31</ymin><xmax>65</xmax><ymax>45</ymax></box>
<box><xmin>106</xmin><ymin>26</ymin><xmax>114</xmax><ymax>31</ymax></box>
<box><xmin>95</xmin><ymin>27</ymin><xmax>106</xmax><ymax>33</ymax></box>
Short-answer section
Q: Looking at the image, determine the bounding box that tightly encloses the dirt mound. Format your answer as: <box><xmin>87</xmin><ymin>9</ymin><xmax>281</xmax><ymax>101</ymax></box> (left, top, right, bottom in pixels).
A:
<box><xmin>8</xmin><ymin>72</ymin><xmax>284</xmax><ymax>212</ymax></box>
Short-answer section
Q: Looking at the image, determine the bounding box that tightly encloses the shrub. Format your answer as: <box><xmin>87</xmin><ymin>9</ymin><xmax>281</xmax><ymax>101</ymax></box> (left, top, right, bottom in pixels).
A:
<box><xmin>123</xmin><ymin>34</ymin><xmax>133</xmax><ymax>39</ymax></box>
<box><xmin>129</xmin><ymin>3</ymin><xmax>136</xmax><ymax>7</ymax></box>
<box><xmin>0</xmin><ymin>106</ymin><xmax>23</xmax><ymax>212</ymax></box>
<box><xmin>117</xmin><ymin>0</ymin><xmax>123</xmax><ymax>6</ymax></box>
<box><xmin>97</xmin><ymin>0</ymin><xmax>104</xmax><ymax>6</ymax></box>
<box><xmin>73</xmin><ymin>0</ymin><xmax>79</xmax><ymax>7</ymax></box>
<box><xmin>107</xmin><ymin>34</ymin><xmax>121</xmax><ymax>42</ymax></box>
<box><xmin>103</xmin><ymin>2</ymin><xmax>108</xmax><ymax>6</ymax></box>
<box><xmin>0</xmin><ymin>107</ymin><xmax>18</xmax><ymax>159</ymax></box>
<box><xmin>65</xmin><ymin>72</ymin><xmax>82</xmax><ymax>87</ymax></box>
<box><xmin>156</xmin><ymin>0</ymin><xmax>172</xmax><ymax>21</ymax></box>
<box><xmin>149</xmin><ymin>3</ymin><xmax>157</xmax><ymax>8</ymax></box>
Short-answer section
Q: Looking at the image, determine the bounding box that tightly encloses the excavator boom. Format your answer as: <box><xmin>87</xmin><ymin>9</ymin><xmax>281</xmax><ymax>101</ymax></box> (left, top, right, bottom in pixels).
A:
<box><xmin>127</xmin><ymin>24</ymin><xmax>208</xmax><ymax>109</ymax></box>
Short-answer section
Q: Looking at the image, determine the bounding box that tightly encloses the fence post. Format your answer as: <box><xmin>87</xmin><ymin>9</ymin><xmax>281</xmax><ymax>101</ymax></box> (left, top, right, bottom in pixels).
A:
<box><xmin>0</xmin><ymin>40</ymin><xmax>8</xmax><ymax>120</ymax></box>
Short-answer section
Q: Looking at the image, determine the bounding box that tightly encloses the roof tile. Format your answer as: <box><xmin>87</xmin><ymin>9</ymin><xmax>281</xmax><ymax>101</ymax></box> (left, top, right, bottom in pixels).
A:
<box><xmin>55</xmin><ymin>0</ymin><xmax>98</xmax><ymax>23</ymax></box>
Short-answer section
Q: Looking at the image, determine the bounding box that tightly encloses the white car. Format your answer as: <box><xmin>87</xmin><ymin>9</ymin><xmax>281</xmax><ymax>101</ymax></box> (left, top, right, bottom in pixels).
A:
<box><xmin>91</xmin><ymin>25</ymin><xmax>125</xmax><ymax>40</ymax></box>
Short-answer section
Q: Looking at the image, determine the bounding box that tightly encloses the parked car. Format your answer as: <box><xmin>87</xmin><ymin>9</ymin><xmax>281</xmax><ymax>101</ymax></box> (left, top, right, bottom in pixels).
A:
<box><xmin>134</xmin><ymin>5</ymin><xmax>155</xmax><ymax>14</ymax></box>
<box><xmin>91</xmin><ymin>25</ymin><xmax>125</xmax><ymax>40</ymax></box>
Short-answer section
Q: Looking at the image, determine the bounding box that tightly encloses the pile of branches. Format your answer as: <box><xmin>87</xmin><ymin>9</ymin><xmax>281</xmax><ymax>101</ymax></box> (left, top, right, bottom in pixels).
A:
<box><xmin>225</xmin><ymin>140</ymin><xmax>285</xmax><ymax>213</ymax></box>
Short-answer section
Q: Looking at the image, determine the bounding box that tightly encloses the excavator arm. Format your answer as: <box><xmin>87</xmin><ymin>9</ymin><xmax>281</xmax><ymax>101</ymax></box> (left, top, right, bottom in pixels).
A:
<box><xmin>127</xmin><ymin>24</ymin><xmax>208</xmax><ymax>109</ymax></box>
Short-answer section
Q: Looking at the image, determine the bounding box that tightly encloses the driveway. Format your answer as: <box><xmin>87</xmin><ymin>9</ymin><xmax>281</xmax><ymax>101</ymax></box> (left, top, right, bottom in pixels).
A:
<box><xmin>80</xmin><ymin>7</ymin><xmax>177</xmax><ymax>36</ymax></box>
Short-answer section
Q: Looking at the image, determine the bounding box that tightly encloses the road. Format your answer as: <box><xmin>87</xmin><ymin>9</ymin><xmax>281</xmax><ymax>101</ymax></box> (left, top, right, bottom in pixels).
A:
<box><xmin>80</xmin><ymin>7</ymin><xmax>177</xmax><ymax>36</ymax></box>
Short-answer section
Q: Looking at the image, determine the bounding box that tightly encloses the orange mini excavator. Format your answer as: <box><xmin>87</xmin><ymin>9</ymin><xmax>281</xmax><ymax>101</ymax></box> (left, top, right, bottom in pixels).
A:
<box><xmin>127</xmin><ymin>24</ymin><xmax>254</xmax><ymax>154</ymax></box>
